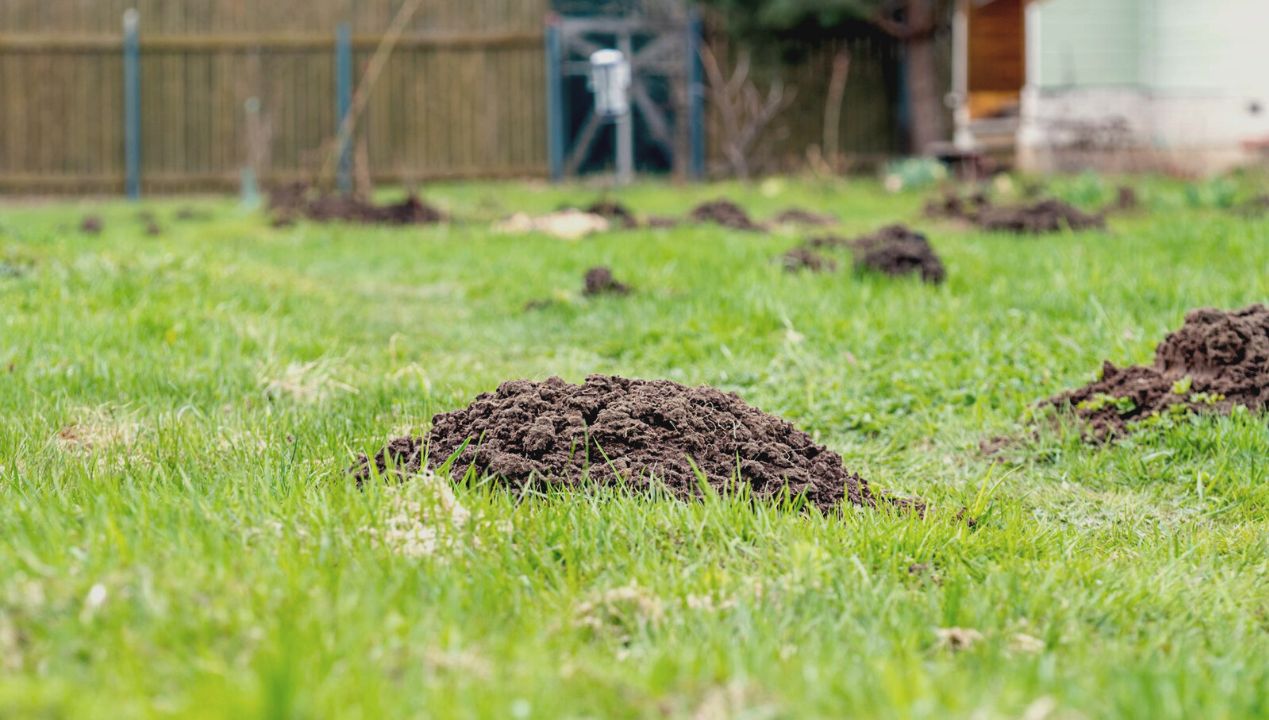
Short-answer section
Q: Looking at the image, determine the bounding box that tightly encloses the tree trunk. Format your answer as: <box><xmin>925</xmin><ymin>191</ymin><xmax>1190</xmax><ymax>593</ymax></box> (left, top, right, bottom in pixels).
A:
<box><xmin>904</xmin><ymin>0</ymin><xmax>945</xmax><ymax>153</ymax></box>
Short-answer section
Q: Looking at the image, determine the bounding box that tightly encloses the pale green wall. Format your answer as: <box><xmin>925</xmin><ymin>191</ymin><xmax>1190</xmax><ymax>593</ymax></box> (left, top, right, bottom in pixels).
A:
<box><xmin>1033</xmin><ymin>0</ymin><xmax>1142</xmax><ymax>87</ymax></box>
<box><xmin>1031</xmin><ymin>0</ymin><xmax>1267</xmax><ymax>92</ymax></box>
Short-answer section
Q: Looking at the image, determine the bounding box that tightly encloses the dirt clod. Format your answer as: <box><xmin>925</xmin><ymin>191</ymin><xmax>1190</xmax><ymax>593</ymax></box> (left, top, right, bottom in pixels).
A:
<box><xmin>1109</xmin><ymin>186</ymin><xmax>1139</xmax><ymax>213</ymax></box>
<box><xmin>582</xmin><ymin>266</ymin><xmax>631</xmax><ymax>296</ymax></box>
<box><xmin>975</xmin><ymin>199</ymin><xmax>1105</xmax><ymax>234</ymax></box>
<box><xmin>268</xmin><ymin>183</ymin><xmax>445</xmax><ymax>225</ymax></box>
<box><xmin>585</xmin><ymin>200</ymin><xmax>638</xmax><ymax>228</ymax></box>
<box><xmin>1044</xmin><ymin>304</ymin><xmax>1269</xmax><ymax>439</ymax></box>
<box><xmin>780</xmin><ymin>247</ymin><xmax>837</xmax><ymax>273</ymax></box>
<box><xmin>690</xmin><ymin>200</ymin><xmax>763</xmax><ymax>231</ymax></box>
<box><xmin>772</xmin><ymin>208</ymin><xmax>836</xmax><ymax>226</ymax></box>
<box><xmin>924</xmin><ymin>189</ymin><xmax>990</xmax><ymax>221</ymax></box>
<box><xmin>80</xmin><ymin>216</ymin><xmax>103</xmax><ymax>235</ymax></box>
<box><xmin>849</xmin><ymin>225</ymin><xmax>946</xmax><ymax>284</ymax></box>
<box><xmin>355</xmin><ymin>374</ymin><xmax>920</xmax><ymax>514</ymax></box>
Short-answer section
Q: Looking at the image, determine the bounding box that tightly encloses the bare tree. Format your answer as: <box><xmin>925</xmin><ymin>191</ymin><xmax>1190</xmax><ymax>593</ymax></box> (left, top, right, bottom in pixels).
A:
<box><xmin>699</xmin><ymin>44</ymin><xmax>797</xmax><ymax>179</ymax></box>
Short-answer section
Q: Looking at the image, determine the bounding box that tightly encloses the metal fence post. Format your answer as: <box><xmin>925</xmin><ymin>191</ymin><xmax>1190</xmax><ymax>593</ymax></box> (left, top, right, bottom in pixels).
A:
<box><xmin>545</xmin><ymin>17</ymin><xmax>565</xmax><ymax>182</ymax></box>
<box><xmin>123</xmin><ymin>9</ymin><xmax>141</xmax><ymax>199</ymax></box>
<box><xmin>686</xmin><ymin>8</ymin><xmax>705</xmax><ymax>181</ymax></box>
<box><xmin>335</xmin><ymin>23</ymin><xmax>353</xmax><ymax>194</ymax></box>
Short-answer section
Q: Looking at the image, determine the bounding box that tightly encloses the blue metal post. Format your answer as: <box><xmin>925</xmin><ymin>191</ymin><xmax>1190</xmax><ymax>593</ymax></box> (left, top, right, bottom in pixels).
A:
<box><xmin>686</xmin><ymin>9</ymin><xmax>705</xmax><ymax>181</ymax></box>
<box><xmin>335</xmin><ymin>23</ymin><xmax>353</xmax><ymax>194</ymax></box>
<box><xmin>123</xmin><ymin>9</ymin><xmax>141</xmax><ymax>199</ymax></box>
<box><xmin>545</xmin><ymin>18</ymin><xmax>565</xmax><ymax>182</ymax></box>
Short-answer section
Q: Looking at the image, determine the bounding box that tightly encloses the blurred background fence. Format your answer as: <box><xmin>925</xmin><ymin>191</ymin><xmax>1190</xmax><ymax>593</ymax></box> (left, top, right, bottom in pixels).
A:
<box><xmin>0</xmin><ymin>0</ymin><xmax>919</xmax><ymax>194</ymax></box>
<box><xmin>0</xmin><ymin>0</ymin><xmax>550</xmax><ymax>193</ymax></box>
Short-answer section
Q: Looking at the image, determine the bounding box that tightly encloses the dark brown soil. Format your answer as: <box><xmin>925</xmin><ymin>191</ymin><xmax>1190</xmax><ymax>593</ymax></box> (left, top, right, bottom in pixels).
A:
<box><xmin>354</xmin><ymin>374</ymin><xmax>922</xmax><ymax>514</ymax></box>
<box><xmin>80</xmin><ymin>216</ymin><xmax>103</xmax><ymax>235</ymax></box>
<box><xmin>268</xmin><ymin>183</ymin><xmax>445</xmax><ymax>225</ymax></box>
<box><xmin>1044</xmin><ymin>304</ymin><xmax>1269</xmax><ymax>439</ymax></box>
<box><xmin>690</xmin><ymin>200</ymin><xmax>763</xmax><ymax>231</ymax></box>
<box><xmin>772</xmin><ymin>208</ymin><xmax>836</xmax><ymax>226</ymax></box>
<box><xmin>1235</xmin><ymin>195</ymin><xmax>1269</xmax><ymax>218</ymax></box>
<box><xmin>855</xmin><ymin>239</ymin><xmax>946</xmax><ymax>285</ymax></box>
<box><xmin>784</xmin><ymin>225</ymin><xmax>945</xmax><ymax>283</ymax></box>
<box><xmin>645</xmin><ymin>216</ymin><xmax>680</xmax><ymax>229</ymax></box>
<box><xmin>1108</xmin><ymin>186</ymin><xmax>1140</xmax><ymax>213</ymax></box>
<box><xmin>924</xmin><ymin>189</ymin><xmax>990</xmax><ymax>221</ymax></box>
<box><xmin>144</xmin><ymin>221</ymin><xmax>162</xmax><ymax>237</ymax></box>
<box><xmin>585</xmin><ymin>200</ymin><xmax>638</xmax><ymax>228</ymax></box>
<box><xmin>780</xmin><ymin>247</ymin><xmax>837</xmax><ymax>273</ymax></box>
<box><xmin>975</xmin><ymin>199</ymin><xmax>1105</xmax><ymax>234</ymax></box>
<box><xmin>582</xmin><ymin>266</ymin><xmax>631</xmax><ymax>296</ymax></box>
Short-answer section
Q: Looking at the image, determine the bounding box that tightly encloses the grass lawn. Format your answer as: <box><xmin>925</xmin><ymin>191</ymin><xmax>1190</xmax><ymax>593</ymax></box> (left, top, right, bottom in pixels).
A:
<box><xmin>0</xmin><ymin>178</ymin><xmax>1266</xmax><ymax>719</ymax></box>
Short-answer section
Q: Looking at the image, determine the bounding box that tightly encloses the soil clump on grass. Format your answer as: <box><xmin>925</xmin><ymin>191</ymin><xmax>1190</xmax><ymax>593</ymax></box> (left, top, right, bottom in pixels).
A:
<box><xmin>1107</xmin><ymin>186</ymin><xmax>1140</xmax><ymax>213</ymax></box>
<box><xmin>354</xmin><ymin>374</ymin><xmax>922</xmax><ymax>514</ymax></box>
<box><xmin>582</xmin><ymin>266</ymin><xmax>631</xmax><ymax>296</ymax></box>
<box><xmin>772</xmin><ymin>208</ymin><xmax>836</xmax><ymax>226</ymax></box>
<box><xmin>793</xmin><ymin>224</ymin><xmax>945</xmax><ymax>284</ymax></box>
<box><xmin>924</xmin><ymin>189</ymin><xmax>990</xmax><ymax>221</ymax></box>
<box><xmin>1044</xmin><ymin>304</ymin><xmax>1269</xmax><ymax>439</ymax></box>
<box><xmin>585</xmin><ymin>200</ymin><xmax>638</xmax><ymax>228</ymax></box>
<box><xmin>80</xmin><ymin>216</ymin><xmax>103</xmax><ymax>235</ymax></box>
<box><xmin>975</xmin><ymin>199</ymin><xmax>1105</xmax><ymax>234</ymax></box>
<box><xmin>781</xmin><ymin>247</ymin><xmax>837</xmax><ymax>273</ymax></box>
<box><xmin>690</xmin><ymin>200</ymin><xmax>763</xmax><ymax>231</ymax></box>
<box><xmin>268</xmin><ymin>183</ymin><xmax>445</xmax><ymax>225</ymax></box>
<box><xmin>852</xmin><ymin>226</ymin><xmax>946</xmax><ymax>285</ymax></box>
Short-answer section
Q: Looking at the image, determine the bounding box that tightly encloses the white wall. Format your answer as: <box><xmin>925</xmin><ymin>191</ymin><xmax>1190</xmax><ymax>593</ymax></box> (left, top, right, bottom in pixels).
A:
<box><xmin>1020</xmin><ymin>0</ymin><xmax>1269</xmax><ymax>174</ymax></box>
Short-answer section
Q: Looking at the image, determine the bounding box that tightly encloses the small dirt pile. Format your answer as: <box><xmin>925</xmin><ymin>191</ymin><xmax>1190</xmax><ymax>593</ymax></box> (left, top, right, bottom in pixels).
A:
<box><xmin>772</xmin><ymin>208</ymin><xmax>836</xmax><ymax>227</ymax></box>
<box><xmin>975</xmin><ymin>199</ymin><xmax>1105</xmax><ymax>234</ymax></box>
<box><xmin>1108</xmin><ymin>186</ymin><xmax>1140</xmax><ymax>213</ymax></box>
<box><xmin>585</xmin><ymin>200</ymin><xmax>638</xmax><ymax>228</ymax></box>
<box><xmin>354</xmin><ymin>375</ymin><xmax>920</xmax><ymax>514</ymax></box>
<box><xmin>690</xmin><ymin>200</ymin><xmax>763</xmax><ymax>231</ymax></box>
<box><xmin>1235</xmin><ymin>195</ymin><xmax>1269</xmax><ymax>218</ymax></box>
<box><xmin>781</xmin><ymin>247</ymin><xmax>837</xmax><ymax>273</ymax></box>
<box><xmin>268</xmin><ymin>183</ymin><xmax>445</xmax><ymax>225</ymax></box>
<box><xmin>80</xmin><ymin>216</ymin><xmax>103</xmax><ymax>235</ymax></box>
<box><xmin>924</xmin><ymin>189</ymin><xmax>990</xmax><ymax>221</ymax></box>
<box><xmin>582</xmin><ymin>266</ymin><xmax>631</xmax><ymax>296</ymax></box>
<box><xmin>781</xmin><ymin>225</ymin><xmax>945</xmax><ymax>283</ymax></box>
<box><xmin>1044</xmin><ymin>304</ymin><xmax>1269</xmax><ymax>439</ymax></box>
<box><xmin>853</xmin><ymin>228</ymin><xmax>946</xmax><ymax>285</ymax></box>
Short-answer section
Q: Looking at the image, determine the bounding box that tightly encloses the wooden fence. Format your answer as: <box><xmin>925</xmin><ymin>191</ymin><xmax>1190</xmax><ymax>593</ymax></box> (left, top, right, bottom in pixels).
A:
<box><xmin>0</xmin><ymin>0</ymin><xmax>551</xmax><ymax>193</ymax></box>
<box><xmin>0</xmin><ymin>1</ymin><xmax>927</xmax><ymax>193</ymax></box>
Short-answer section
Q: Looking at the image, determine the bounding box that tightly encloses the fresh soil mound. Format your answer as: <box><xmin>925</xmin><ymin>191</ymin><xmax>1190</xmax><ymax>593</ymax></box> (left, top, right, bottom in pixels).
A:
<box><xmin>924</xmin><ymin>189</ymin><xmax>990</xmax><ymax>221</ymax></box>
<box><xmin>1108</xmin><ymin>186</ymin><xmax>1140</xmax><ymax>213</ymax></box>
<box><xmin>268</xmin><ymin>183</ymin><xmax>445</xmax><ymax>225</ymax></box>
<box><xmin>80</xmin><ymin>216</ymin><xmax>103</xmax><ymax>235</ymax></box>
<box><xmin>1044</xmin><ymin>304</ymin><xmax>1269</xmax><ymax>439</ymax></box>
<box><xmin>1235</xmin><ymin>195</ymin><xmax>1269</xmax><ymax>218</ymax></box>
<box><xmin>355</xmin><ymin>375</ymin><xmax>920</xmax><ymax>514</ymax></box>
<box><xmin>975</xmin><ymin>199</ymin><xmax>1105</xmax><ymax>234</ymax></box>
<box><xmin>690</xmin><ymin>200</ymin><xmax>763</xmax><ymax>231</ymax></box>
<box><xmin>585</xmin><ymin>200</ymin><xmax>638</xmax><ymax>228</ymax></box>
<box><xmin>855</xmin><ymin>239</ymin><xmax>946</xmax><ymax>285</ymax></box>
<box><xmin>781</xmin><ymin>247</ymin><xmax>837</xmax><ymax>273</ymax></box>
<box><xmin>802</xmin><ymin>234</ymin><xmax>850</xmax><ymax>250</ymax></box>
<box><xmin>582</xmin><ymin>266</ymin><xmax>631</xmax><ymax>296</ymax></box>
<box><xmin>772</xmin><ymin>208</ymin><xmax>836</xmax><ymax>226</ymax></box>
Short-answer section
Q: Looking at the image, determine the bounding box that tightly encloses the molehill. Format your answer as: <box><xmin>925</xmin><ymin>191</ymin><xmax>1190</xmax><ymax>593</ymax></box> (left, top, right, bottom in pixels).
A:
<box><xmin>354</xmin><ymin>375</ymin><xmax>921</xmax><ymax>514</ymax></box>
<box><xmin>1044</xmin><ymin>304</ymin><xmax>1269</xmax><ymax>439</ymax></box>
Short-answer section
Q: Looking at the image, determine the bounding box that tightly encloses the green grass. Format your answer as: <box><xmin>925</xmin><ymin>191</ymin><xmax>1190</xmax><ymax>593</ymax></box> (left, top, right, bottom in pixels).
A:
<box><xmin>1</xmin><ymin>177</ymin><xmax>1266</xmax><ymax>719</ymax></box>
